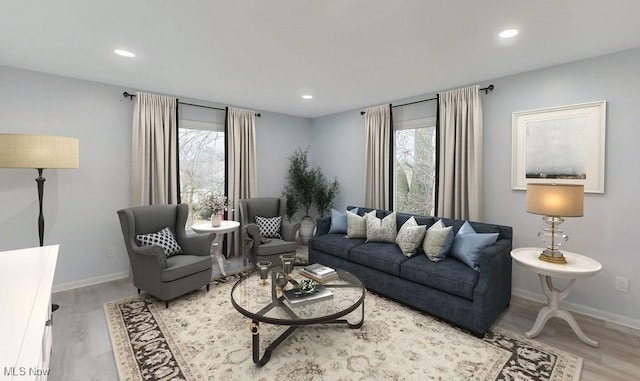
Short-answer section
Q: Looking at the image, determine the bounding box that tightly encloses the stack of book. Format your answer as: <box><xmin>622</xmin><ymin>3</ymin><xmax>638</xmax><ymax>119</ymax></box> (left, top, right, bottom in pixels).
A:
<box><xmin>283</xmin><ymin>284</ymin><xmax>333</xmax><ymax>306</ymax></box>
<box><xmin>300</xmin><ymin>263</ymin><xmax>339</xmax><ymax>283</ymax></box>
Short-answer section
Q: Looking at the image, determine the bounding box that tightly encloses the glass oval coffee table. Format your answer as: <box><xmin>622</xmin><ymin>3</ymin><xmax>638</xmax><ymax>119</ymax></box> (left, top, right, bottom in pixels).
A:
<box><xmin>231</xmin><ymin>266</ymin><xmax>366</xmax><ymax>366</ymax></box>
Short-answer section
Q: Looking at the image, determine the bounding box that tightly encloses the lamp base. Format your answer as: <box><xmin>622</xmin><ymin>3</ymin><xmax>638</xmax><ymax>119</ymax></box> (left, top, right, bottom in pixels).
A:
<box><xmin>539</xmin><ymin>249</ymin><xmax>567</xmax><ymax>264</ymax></box>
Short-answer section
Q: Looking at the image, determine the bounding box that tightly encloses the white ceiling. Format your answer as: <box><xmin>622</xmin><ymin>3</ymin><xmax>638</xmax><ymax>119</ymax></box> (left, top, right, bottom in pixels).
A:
<box><xmin>1</xmin><ymin>1</ymin><xmax>640</xmax><ymax>118</ymax></box>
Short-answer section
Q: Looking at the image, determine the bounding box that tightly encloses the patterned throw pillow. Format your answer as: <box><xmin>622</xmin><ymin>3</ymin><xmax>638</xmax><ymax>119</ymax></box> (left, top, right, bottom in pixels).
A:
<box><xmin>395</xmin><ymin>216</ymin><xmax>427</xmax><ymax>257</ymax></box>
<box><xmin>423</xmin><ymin>219</ymin><xmax>454</xmax><ymax>262</ymax></box>
<box><xmin>256</xmin><ymin>216</ymin><xmax>282</xmax><ymax>239</ymax></box>
<box><xmin>136</xmin><ymin>227</ymin><xmax>182</xmax><ymax>257</ymax></box>
<box><xmin>365</xmin><ymin>212</ymin><xmax>397</xmax><ymax>243</ymax></box>
<box><xmin>346</xmin><ymin>210</ymin><xmax>373</xmax><ymax>238</ymax></box>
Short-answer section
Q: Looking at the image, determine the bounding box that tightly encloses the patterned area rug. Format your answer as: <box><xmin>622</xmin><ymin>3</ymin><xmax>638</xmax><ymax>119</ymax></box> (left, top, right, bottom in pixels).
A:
<box><xmin>104</xmin><ymin>272</ymin><xmax>582</xmax><ymax>381</ymax></box>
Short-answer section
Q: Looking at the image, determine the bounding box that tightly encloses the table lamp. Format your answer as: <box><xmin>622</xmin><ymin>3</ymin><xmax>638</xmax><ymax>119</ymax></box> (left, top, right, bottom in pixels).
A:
<box><xmin>526</xmin><ymin>183</ymin><xmax>584</xmax><ymax>264</ymax></box>
<box><xmin>0</xmin><ymin>134</ymin><xmax>79</xmax><ymax>246</ymax></box>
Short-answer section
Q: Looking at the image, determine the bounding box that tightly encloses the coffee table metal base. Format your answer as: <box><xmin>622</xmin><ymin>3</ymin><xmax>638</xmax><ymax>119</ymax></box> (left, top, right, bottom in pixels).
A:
<box><xmin>249</xmin><ymin>301</ymin><xmax>365</xmax><ymax>366</ymax></box>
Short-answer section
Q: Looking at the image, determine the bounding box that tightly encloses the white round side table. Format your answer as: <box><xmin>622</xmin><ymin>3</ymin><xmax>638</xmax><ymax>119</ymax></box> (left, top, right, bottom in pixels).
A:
<box><xmin>192</xmin><ymin>220</ymin><xmax>240</xmax><ymax>276</ymax></box>
<box><xmin>511</xmin><ymin>247</ymin><xmax>602</xmax><ymax>347</ymax></box>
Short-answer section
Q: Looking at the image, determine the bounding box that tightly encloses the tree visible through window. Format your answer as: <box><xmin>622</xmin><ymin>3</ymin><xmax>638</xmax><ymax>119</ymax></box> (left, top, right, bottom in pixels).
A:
<box><xmin>178</xmin><ymin>120</ymin><xmax>225</xmax><ymax>225</ymax></box>
<box><xmin>395</xmin><ymin>122</ymin><xmax>436</xmax><ymax>215</ymax></box>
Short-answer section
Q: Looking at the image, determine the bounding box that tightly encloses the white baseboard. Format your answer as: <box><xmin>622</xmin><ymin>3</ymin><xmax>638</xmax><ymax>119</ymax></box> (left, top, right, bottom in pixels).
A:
<box><xmin>512</xmin><ymin>287</ymin><xmax>640</xmax><ymax>331</ymax></box>
<box><xmin>52</xmin><ymin>271</ymin><xmax>130</xmax><ymax>293</ymax></box>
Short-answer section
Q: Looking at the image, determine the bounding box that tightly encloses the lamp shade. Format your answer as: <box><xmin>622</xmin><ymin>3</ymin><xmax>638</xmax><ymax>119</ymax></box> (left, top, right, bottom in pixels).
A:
<box><xmin>526</xmin><ymin>183</ymin><xmax>584</xmax><ymax>217</ymax></box>
<box><xmin>0</xmin><ymin>134</ymin><xmax>79</xmax><ymax>169</ymax></box>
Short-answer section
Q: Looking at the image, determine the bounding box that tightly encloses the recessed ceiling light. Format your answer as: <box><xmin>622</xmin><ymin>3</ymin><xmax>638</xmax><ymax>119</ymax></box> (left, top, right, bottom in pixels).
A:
<box><xmin>499</xmin><ymin>29</ymin><xmax>519</xmax><ymax>39</ymax></box>
<box><xmin>302</xmin><ymin>95</ymin><xmax>313</xmax><ymax>99</ymax></box>
<box><xmin>114</xmin><ymin>49</ymin><xmax>135</xmax><ymax>58</ymax></box>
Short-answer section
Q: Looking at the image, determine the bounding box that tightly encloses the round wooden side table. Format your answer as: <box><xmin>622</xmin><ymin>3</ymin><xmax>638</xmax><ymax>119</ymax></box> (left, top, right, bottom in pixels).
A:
<box><xmin>511</xmin><ymin>247</ymin><xmax>602</xmax><ymax>347</ymax></box>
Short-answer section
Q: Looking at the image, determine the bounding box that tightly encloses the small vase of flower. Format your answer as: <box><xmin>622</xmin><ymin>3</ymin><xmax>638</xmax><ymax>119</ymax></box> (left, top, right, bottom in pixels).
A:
<box><xmin>199</xmin><ymin>193</ymin><xmax>229</xmax><ymax>227</ymax></box>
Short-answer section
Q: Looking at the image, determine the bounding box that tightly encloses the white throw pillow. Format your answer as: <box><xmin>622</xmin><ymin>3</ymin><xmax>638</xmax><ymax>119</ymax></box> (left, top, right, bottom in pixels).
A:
<box><xmin>395</xmin><ymin>216</ymin><xmax>427</xmax><ymax>257</ymax></box>
<box><xmin>346</xmin><ymin>210</ymin><xmax>373</xmax><ymax>238</ymax></box>
<box><xmin>365</xmin><ymin>212</ymin><xmax>397</xmax><ymax>243</ymax></box>
<box><xmin>422</xmin><ymin>219</ymin><xmax>454</xmax><ymax>262</ymax></box>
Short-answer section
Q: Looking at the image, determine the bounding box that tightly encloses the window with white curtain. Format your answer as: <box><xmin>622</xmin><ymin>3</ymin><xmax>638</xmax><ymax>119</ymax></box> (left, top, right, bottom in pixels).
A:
<box><xmin>394</xmin><ymin>117</ymin><xmax>437</xmax><ymax>215</ymax></box>
<box><xmin>178</xmin><ymin>120</ymin><xmax>225</xmax><ymax>225</ymax></box>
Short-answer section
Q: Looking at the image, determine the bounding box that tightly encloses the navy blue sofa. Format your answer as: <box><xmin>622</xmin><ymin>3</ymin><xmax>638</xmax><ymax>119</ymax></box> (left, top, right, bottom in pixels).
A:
<box><xmin>308</xmin><ymin>206</ymin><xmax>512</xmax><ymax>336</ymax></box>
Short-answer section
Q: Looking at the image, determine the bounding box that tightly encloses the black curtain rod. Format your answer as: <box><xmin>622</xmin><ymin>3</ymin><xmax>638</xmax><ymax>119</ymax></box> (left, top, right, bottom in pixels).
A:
<box><xmin>360</xmin><ymin>84</ymin><xmax>494</xmax><ymax>115</ymax></box>
<box><xmin>123</xmin><ymin>92</ymin><xmax>261</xmax><ymax>117</ymax></box>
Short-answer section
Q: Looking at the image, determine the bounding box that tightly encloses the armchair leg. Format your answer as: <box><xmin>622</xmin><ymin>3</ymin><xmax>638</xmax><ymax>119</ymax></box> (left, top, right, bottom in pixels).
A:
<box><xmin>137</xmin><ymin>288</ymin><xmax>140</xmax><ymax>294</ymax></box>
<box><xmin>207</xmin><ymin>284</ymin><xmax>210</xmax><ymax>291</ymax></box>
<box><xmin>165</xmin><ymin>301</ymin><xmax>169</xmax><ymax>308</ymax></box>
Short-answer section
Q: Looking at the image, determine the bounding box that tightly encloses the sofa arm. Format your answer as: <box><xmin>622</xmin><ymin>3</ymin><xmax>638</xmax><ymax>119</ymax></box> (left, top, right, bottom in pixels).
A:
<box><xmin>475</xmin><ymin>239</ymin><xmax>512</xmax><ymax>295</ymax></box>
<box><xmin>472</xmin><ymin>239</ymin><xmax>513</xmax><ymax>331</ymax></box>
<box><xmin>180</xmin><ymin>231</ymin><xmax>216</xmax><ymax>256</ymax></box>
<box><xmin>315</xmin><ymin>216</ymin><xmax>331</xmax><ymax>236</ymax></box>
<box><xmin>282</xmin><ymin>220</ymin><xmax>300</xmax><ymax>242</ymax></box>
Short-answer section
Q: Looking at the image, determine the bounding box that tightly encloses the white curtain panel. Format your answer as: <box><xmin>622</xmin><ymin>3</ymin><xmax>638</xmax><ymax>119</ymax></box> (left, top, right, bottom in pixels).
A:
<box><xmin>437</xmin><ymin>85</ymin><xmax>484</xmax><ymax>221</ymax></box>
<box><xmin>130</xmin><ymin>92</ymin><xmax>179</xmax><ymax>207</ymax></box>
<box><xmin>226</xmin><ymin>107</ymin><xmax>257</xmax><ymax>221</ymax></box>
<box><xmin>364</xmin><ymin>104</ymin><xmax>391</xmax><ymax>210</ymax></box>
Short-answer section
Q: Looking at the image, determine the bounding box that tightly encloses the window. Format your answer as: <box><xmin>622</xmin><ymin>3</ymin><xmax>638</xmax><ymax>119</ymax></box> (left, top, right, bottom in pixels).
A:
<box><xmin>394</xmin><ymin>117</ymin><xmax>437</xmax><ymax>215</ymax></box>
<box><xmin>179</xmin><ymin>120</ymin><xmax>225</xmax><ymax>225</ymax></box>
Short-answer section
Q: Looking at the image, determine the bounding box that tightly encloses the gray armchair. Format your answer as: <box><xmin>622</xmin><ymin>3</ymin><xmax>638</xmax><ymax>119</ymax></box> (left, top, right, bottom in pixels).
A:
<box><xmin>117</xmin><ymin>203</ymin><xmax>215</xmax><ymax>307</ymax></box>
<box><xmin>238</xmin><ymin>197</ymin><xmax>300</xmax><ymax>265</ymax></box>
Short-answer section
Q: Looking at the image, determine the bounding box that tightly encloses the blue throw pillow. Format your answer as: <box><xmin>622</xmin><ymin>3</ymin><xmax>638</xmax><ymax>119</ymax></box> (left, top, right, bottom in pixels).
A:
<box><xmin>450</xmin><ymin>221</ymin><xmax>498</xmax><ymax>271</ymax></box>
<box><xmin>329</xmin><ymin>207</ymin><xmax>357</xmax><ymax>234</ymax></box>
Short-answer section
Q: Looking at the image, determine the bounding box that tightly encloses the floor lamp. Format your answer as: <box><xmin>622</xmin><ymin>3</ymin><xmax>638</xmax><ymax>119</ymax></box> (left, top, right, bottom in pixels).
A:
<box><xmin>0</xmin><ymin>134</ymin><xmax>79</xmax><ymax>311</ymax></box>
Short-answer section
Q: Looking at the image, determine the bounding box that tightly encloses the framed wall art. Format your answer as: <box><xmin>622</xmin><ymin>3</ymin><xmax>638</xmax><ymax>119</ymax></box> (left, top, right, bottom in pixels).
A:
<box><xmin>511</xmin><ymin>101</ymin><xmax>606</xmax><ymax>193</ymax></box>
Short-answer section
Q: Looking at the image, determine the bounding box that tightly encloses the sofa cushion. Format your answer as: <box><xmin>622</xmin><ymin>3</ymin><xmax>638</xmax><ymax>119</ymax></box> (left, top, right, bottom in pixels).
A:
<box><xmin>365</xmin><ymin>211</ymin><xmax>397</xmax><ymax>243</ymax></box>
<box><xmin>136</xmin><ymin>227</ymin><xmax>182</xmax><ymax>257</ymax></box>
<box><xmin>310</xmin><ymin>234</ymin><xmax>365</xmax><ymax>260</ymax></box>
<box><xmin>423</xmin><ymin>220</ymin><xmax>454</xmax><ymax>262</ymax></box>
<box><xmin>161</xmin><ymin>254</ymin><xmax>212</xmax><ymax>282</ymax></box>
<box><xmin>256</xmin><ymin>238</ymin><xmax>297</xmax><ymax>256</ymax></box>
<box><xmin>395</xmin><ymin>216</ymin><xmax>426</xmax><ymax>257</ymax></box>
<box><xmin>400</xmin><ymin>254</ymin><xmax>479</xmax><ymax>300</ymax></box>
<box><xmin>451</xmin><ymin>221</ymin><xmax>499</xmax><ymax>271</ymax></box>
<box><xmin>350</xmin><ymin>242</ymin><xmax>407</xmax><ymax>276</ymax></box>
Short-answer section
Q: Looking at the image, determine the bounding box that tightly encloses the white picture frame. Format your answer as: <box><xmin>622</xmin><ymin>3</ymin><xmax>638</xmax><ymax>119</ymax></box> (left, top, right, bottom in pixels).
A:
<box><xmin>512</xmin><ymin>101</ymin><xmax>606</xmax><ymax>193</ymax></box>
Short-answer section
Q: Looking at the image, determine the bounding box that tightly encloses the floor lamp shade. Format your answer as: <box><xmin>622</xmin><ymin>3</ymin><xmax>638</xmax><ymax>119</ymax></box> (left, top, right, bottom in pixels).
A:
<box><xmin>0</xmin><ymin>133</ymin><xmax>79</xmax><ymax>248</ymax></box>
<box><xmin>0</xmin><ymin>134</ymin><xmax>79</xmax><ymax>169</ymax></box>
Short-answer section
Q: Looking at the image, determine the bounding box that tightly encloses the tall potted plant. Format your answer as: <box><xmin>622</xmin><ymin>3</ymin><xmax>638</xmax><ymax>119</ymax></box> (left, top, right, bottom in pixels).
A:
<box><xmin>314</xmin><ymin>171</ymin><xmax>340</xmax><ymax>217</ymax></box>
<box><xmin>284</xmin><ymin>147</ymin><xmax>340</xmax><ymax>243</ymax></box>
<box><xmin>284</xmin><ymin>147</ymin><xmax>317</xmax><ymax>243</ymax></box>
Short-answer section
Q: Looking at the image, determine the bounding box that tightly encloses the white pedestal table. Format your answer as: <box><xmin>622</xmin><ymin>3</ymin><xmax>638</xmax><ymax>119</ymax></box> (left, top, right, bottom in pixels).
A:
<box><xmin>192</xmin><ymin>220</ymin><xmax>240</xmax><ymax>276</ymax></box>
<box><xmin>511</xmin><ymin>247</ymin><xmax>602</xmax><ymax>347</ymax></box>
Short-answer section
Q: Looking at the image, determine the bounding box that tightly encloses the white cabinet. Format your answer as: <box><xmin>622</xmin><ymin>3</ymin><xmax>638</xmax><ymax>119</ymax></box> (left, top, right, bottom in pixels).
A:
<box><xmin>0</xmin><ymin>245</ymin><xmax>58</xmax><ymax>381</ymax></box>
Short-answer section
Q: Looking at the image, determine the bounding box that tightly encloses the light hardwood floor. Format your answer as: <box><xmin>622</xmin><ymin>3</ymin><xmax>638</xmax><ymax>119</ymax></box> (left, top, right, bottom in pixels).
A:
<box><xmin>49</xmin><ymin>251</ymin><xmax>639</xmax><ymax>380</ymax></box>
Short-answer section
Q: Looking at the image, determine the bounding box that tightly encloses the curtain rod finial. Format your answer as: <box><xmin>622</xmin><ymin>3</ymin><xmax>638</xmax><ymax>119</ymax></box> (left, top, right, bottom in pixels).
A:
<box><xmin>482</xmin><ymin>84</ymin><xmax>495</xmax><ymax>94</ymax></box>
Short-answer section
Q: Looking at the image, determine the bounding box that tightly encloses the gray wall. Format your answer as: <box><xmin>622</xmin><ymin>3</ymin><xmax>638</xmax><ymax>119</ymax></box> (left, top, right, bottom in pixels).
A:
<box><xmin>310</xmin><ymin>47</ymin><xmax>640</xmax><ymax>328</ymax></box>
<box><xmin>0</xmin><ymin>65</ymin><xmax>311</xmax><ymax>288</ymax></box>
<box><xmin>483</xmin><ymin>48</ymin><xmax>640</xmax><ymax>328</ymax></box>
<box><xmin>310</xmin><ymin>110</ymin><xmax>365</xmax><ymax>210</ymax></box>
<box><xmin>256</xmin><ymin>112</ymin><xmax>312</xmax><ymax>198</ymax></box>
